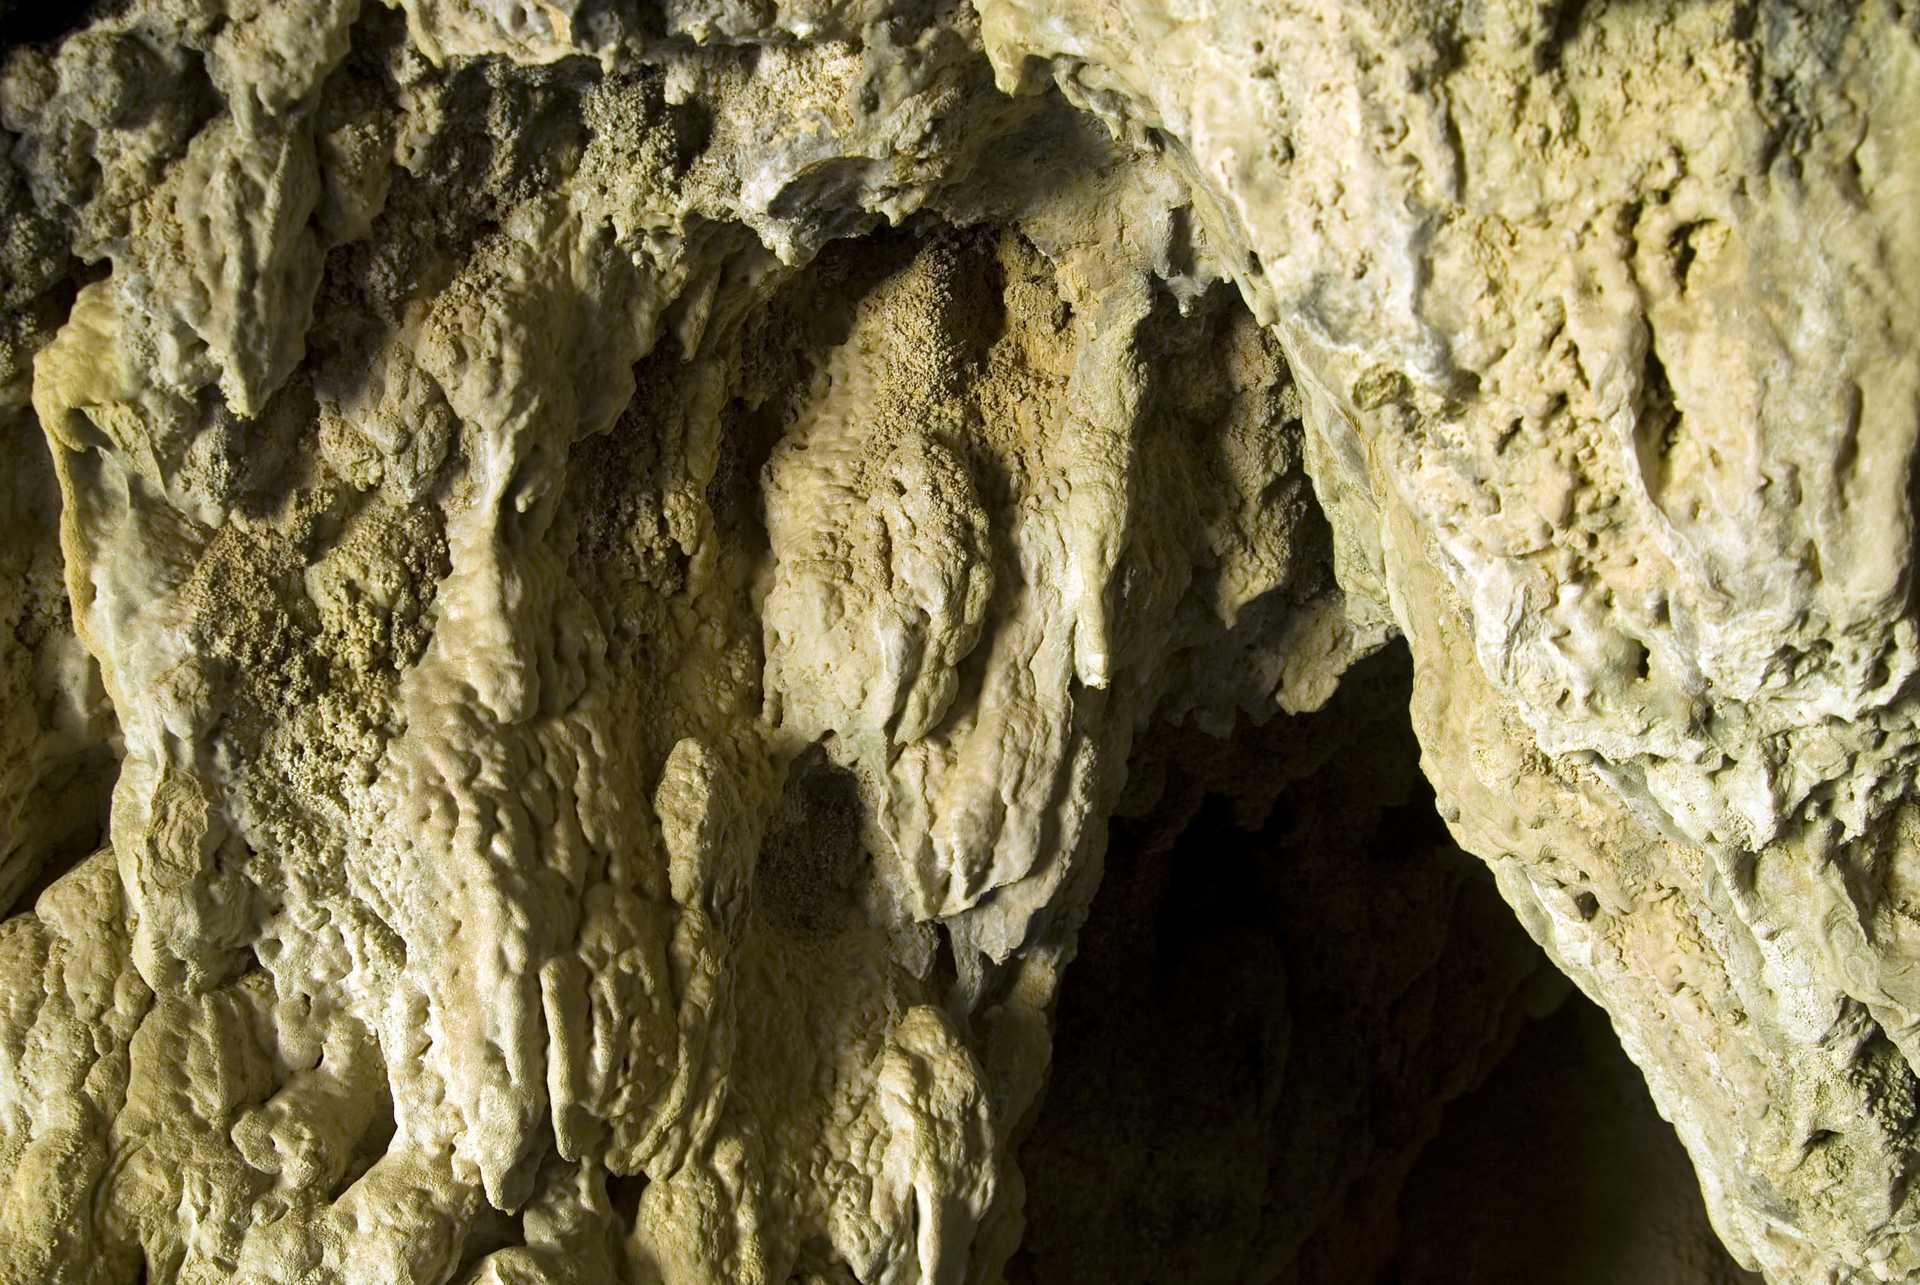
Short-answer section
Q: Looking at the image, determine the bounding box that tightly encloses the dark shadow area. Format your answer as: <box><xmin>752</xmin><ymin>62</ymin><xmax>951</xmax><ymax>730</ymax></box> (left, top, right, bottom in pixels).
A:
<box><xmin>1387</xmin><ymin>994</ymin><xmax>1758</xmax><ymax>1285</ymax></box>
<box><xmin>0</xmin><ymin>392</ymin><xmax>120</xmax><ymax>922</ymax></box>
<box><xmin>0</xmin><ymin>0</ymin><xmax>119</xmax><ymax>54</ymax></box>
<box><xmin>1011</xmin><ymin>642</ymin><xmax>1757</xmax><ymax>1284</ymax></box>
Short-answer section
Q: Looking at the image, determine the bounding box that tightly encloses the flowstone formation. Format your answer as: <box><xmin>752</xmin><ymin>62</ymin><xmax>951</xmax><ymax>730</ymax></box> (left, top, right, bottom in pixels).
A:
<box><xmin>1</xmin><ymin>0</ymin><xmax>1918</xmax><ymax>1281</ymax></box>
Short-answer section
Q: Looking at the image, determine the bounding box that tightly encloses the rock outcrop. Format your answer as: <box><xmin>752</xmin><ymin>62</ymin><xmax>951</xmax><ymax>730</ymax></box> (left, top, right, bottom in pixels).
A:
<box><xmin>1</xmin><ymin>1</ymin><xmax>1918</xmax><ymax>1281</ymax></box>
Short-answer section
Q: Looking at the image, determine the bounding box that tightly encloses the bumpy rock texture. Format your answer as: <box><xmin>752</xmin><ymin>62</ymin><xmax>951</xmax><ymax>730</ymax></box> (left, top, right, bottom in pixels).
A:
<box><xmin>1</xmin><ymin>0</ymin><xmax>1917</xmax><ymax>1281</ymax></box>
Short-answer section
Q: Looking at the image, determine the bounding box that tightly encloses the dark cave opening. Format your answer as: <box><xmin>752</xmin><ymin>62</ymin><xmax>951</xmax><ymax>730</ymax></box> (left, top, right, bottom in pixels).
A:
<box><xmin>0</xmin><ymin>1</ymin><xmax>119</xmax><ymax>55</ymax></box>
<box><xmin>1010</xmin><ymin>643</ymin><xmax>1758</xmax><ymax>1285</ymax></box>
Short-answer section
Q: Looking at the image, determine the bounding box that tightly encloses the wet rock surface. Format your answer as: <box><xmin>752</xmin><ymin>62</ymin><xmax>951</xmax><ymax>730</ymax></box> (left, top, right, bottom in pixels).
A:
<box><xmin>2</xmin><ymin>2</ymin><xmax>1918</xmax><ymax>1281</ymax></box>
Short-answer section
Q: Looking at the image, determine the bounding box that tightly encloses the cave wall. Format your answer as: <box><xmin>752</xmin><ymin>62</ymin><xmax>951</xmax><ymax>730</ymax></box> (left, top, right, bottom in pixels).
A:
<box><xmin>1</xmin><ymin>1</ymin><xmax>1918</xmax><ymax>1282</ymax></box>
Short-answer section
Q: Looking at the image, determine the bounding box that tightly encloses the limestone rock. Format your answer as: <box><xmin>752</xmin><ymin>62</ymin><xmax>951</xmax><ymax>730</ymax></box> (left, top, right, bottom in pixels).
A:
<box><xmin>0</xmin><ymin>0</ymin><xmax>1918</xmax><ymax>1282</ymax></box>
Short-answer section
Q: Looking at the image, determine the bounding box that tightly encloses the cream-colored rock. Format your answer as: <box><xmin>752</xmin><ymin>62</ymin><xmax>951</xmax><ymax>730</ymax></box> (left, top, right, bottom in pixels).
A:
<box><xmin>0</xmin><ymin>315</ymin><xmax>115</xmax><ymax>920</ymax></box>
<box><xmin>970</xmin><ymin>0</ymin><xmax>1920</xmax><ymax>1278</ymax></box>
<box><xmin>1</xmin><ymin>0</ymin><xmax>1918</xmax><ymax>1281</ymax></box>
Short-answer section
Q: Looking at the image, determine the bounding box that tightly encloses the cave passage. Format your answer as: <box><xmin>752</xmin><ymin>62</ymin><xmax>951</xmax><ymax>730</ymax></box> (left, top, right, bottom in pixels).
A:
<box><xmin>1013</xmin><ymin>645</ymin><xmax>1758</xmax><ymax>1285</ymax></box>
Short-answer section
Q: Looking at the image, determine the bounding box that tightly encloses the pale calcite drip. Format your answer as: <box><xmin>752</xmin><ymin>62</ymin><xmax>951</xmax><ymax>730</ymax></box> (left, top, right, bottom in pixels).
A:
<box><xmin>0</xmin><ymin>0</ymin><xmax>1917</xmax><ymax>1282</ymax></box>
